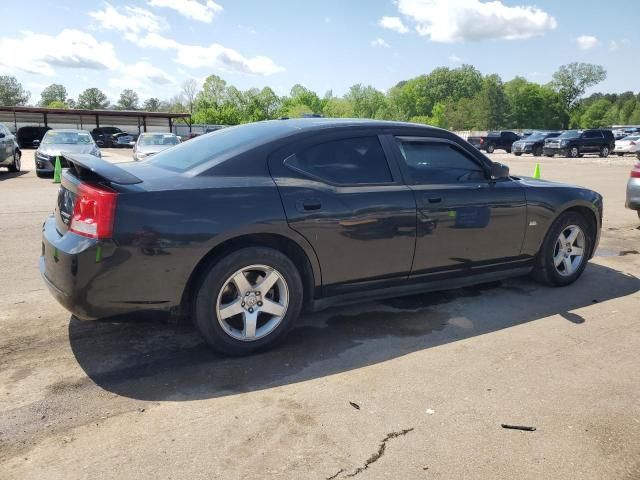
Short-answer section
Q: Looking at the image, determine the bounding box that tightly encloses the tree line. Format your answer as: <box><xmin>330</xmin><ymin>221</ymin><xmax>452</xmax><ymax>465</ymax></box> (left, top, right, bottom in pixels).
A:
<box><xmin>1</xmin><ymin>62</ymin><xmax>638</xmax><ymax>131</ymax></box>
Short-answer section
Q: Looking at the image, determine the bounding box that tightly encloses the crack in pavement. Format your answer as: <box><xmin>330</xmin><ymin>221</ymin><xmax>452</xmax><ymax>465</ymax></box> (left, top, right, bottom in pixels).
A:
<box><xmin>332</xmin><ymin>428</ymin><xmax>414</xmax><ymax>478</ymax></box>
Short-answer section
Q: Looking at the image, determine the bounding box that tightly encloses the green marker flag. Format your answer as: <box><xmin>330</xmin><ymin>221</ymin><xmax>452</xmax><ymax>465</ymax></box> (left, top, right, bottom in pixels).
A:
<box><xmin>53</xmin><ymin>156</ymin><xmax>62</xmax><ymax>184</ymax></box>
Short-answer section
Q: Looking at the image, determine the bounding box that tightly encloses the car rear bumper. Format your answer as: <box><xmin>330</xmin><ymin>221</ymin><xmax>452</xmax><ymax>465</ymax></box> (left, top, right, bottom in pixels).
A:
<box><xmin>626</xmin><ymin>178</ymin><xmax>640</xmax><ymax>210</ymax></box>
<box><xmin>40</xmin><ymin>214</ymin><xmax>163</xmax><ymax>319</ymax></box>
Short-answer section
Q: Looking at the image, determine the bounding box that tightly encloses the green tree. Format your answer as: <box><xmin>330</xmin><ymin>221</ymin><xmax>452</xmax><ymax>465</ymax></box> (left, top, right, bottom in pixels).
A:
<box><xmin>551</xmin><ymin>63</ymin><xmax>607</xmax><ymax>126</ymax></box>
<box><xmin>47</xmin><ymin>100</ymin><xmax>68</xmax><ymax>109</ymax></box>
<box><xmin>323</xmin><ymin>97</ymin><xmax>354</xmax><ymax>118</ymax></box>
<box><xmin>117</xmin><ymin>89</ymin><xmax>139</xmax><ymax>110</ymax></box>
<box><xmin>579</xmin><ymin>98</ymin><xmax>612</xmax><ymax>127</ymax></box>
<box><xmin>474</xmin><ymin>74</ymin><xmax>507</xmax><ymax>130</ymax></box>
<box><xmin>77</xmin><ymin>88</ymin><xmax>109</xmax><ymax>109</ymax></box>
<box><xmin>39</xmin><ymin>84</ymin><xmax>67</xmax><ymax>107</ymax></box>
<box><xmin>0</xmin><ymin>76</ymin><xmax>30</xmax><ymax>106</ymax></box>
<box><xmin>143</xmin><ymin>97</ymin><xmax>162</xmax><ymax>112</ymax></box>
<box><xmin>344</xmin><ymin>84</ymin><xmax>386</xmax><ymax>118</ymax></box>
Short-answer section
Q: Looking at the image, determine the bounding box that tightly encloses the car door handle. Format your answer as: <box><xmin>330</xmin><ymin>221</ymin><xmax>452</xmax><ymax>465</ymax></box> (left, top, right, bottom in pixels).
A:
<box><xmin>424</xmin><ymin>196</ymin><xmax>442</xmax><ymax>204</ymax></box>
<box><xmin>302</xmin><ymin>201</ymin><xmax>322</xmax><ymax>211</ymax></box>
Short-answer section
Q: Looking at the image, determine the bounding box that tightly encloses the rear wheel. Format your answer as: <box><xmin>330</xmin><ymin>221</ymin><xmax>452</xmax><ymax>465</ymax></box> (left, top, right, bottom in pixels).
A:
<box><xmin>8</xmin><ymin>150</ymin><xmax>21</xmax><ymax>172</ymax></box>
<box><xmin>617</xmin><ymin>152</ymin><xmax>624</xmax><ymax>157</ymax></box>
<box><xmin>486</xmin><ymin>144</ymin><xmax>495</xmax><ymax>154</ymax></box>
<box><xmin>545</xmin><ymin>154</ymin><xmax>554</xmax><ymax>157</ymax></box>
<box><xmin>514</xmin><ymin>152</ymin><xmax>522</xmax><ymax>156</ymax></box>
<box><xmin>534</xmin><ymin>146</ymin><xmax>543</xmax><ymax>157</ymax></box>
<box><xmin>531</xmin><ymin>212</ymin><xmax>593</xmax><ymax>286</ymax></box>
<box><xmin>194</xmin><ymin>247</ymin><xmax>303</xmax><ymax>355</ymax></box>
<box><xmin>599</xmin><ymin>146</ymin><xmax>610</xmax><ymax>158</ymax></box>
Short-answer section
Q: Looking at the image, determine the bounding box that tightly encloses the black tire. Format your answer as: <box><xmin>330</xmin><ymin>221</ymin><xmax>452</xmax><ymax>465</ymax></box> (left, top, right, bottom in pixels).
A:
<box><xmin>569</xmin><ymin>146</ymin><xmax>580</xmax><ymax>158</ymax></box>
<box><xmin>7</xmin><ymin>150</ymin><xmax>21</xmax><ymax>172</ymax></box>
<box><xmin>531</xmin><ymin>212</ymin><xmax>594</xmax><ymax>287</ymax></box>
<box><xmin>36</xmin><ymin>171</ymin><xmax>52</xmax><ymax>179</ymax></box>
<box><xmin>514</xmin><ymin>152</ymin><xmax>522</xmax><ymax>156</ymax></box>
<box><xmin>486</xmin><ymin>144</ymin><xmax>495</xmax><ymax>154</ymax></box>
<box><xmin>505</xmin><ymin>148</ymin><xmax>511</xmax><ymax>154</ymax></box>
<box><xmin>194</xmin><ymin>247</ymin><xmax>303</xmax><ymax>355</ymax></box>
<box><xmin>599</xmin><ymin>145</ymin><xmax>610</xmax><ymax>158</ymax></box>
<box><xmin>545</xmin><ymin>154</ymin><xmax>554</xmax><ymax>157</ymax></box>
<box><xmin>533</xmin><ymin>146</ymin><xmax>543</xmax><ymax>157</ymax></box>
<box><xmin>617</xmin><ymin>153</ymin><xmax>624</xmax><ymax>157</ymax></box>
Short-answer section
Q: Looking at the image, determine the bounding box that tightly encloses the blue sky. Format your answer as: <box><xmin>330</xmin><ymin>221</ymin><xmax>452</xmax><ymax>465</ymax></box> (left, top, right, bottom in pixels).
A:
<box><xmin>0</xmin><ymin>0</ymin><xmax>637</xmax><ymax>104</ymax></box>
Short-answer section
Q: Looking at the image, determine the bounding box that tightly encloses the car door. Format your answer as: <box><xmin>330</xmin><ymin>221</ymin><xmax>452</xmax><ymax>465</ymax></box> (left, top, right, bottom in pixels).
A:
<box><xmin>0</xmin><ymin>126</ymin><xmax>9</xmax><ymax>164</ymax></box>
<box><xmin>268</xmin><ymin>132</ymin><xmax>417</xmax><ymax>295</ymax></box>
<box><xmin>390</xmin><ymin>135</ymin><xmax>527</xmax><ymax>277</ymax></box>
<box><xmin>581</xmin><ymin>130</ymin><xmax>601</xmax><ymax>152</ymax></box>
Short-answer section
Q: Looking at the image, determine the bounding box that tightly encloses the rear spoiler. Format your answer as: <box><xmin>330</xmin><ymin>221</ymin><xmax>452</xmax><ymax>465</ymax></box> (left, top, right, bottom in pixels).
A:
<box><xmin>62</xmin><ymin>153</ymin><xmax>142</xmax><ymax>185</ymax></box>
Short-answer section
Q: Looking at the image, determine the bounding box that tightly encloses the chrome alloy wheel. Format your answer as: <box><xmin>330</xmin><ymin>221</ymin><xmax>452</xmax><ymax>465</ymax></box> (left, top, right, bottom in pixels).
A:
<box><xmin>553</xmin><ymin>225</ymin><xmax>586</xmax><ymax>277</ymax></box>
<box><xmin>216</xmin><ymin>264</ymin><xmax>289</xmax><ymax>341</ymax></box>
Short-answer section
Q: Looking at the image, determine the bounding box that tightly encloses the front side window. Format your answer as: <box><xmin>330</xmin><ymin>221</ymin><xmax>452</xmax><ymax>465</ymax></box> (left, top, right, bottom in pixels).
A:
<box><xmin>285</xmin><ymin>136</ymin><xmax>392</xmax><ymax>185</ymax></box>
<box><xmin>396</xmin><ymin>139</ymin><xmax>485</xmax><ymax>184</ymax></box>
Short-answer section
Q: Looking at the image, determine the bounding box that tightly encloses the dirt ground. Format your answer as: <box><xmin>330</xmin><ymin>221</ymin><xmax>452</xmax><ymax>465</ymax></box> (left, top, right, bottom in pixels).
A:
<box><xmin>1</xmin><ymin>148</ymin><xmax>639</xmax><ymax>480</ymax></box>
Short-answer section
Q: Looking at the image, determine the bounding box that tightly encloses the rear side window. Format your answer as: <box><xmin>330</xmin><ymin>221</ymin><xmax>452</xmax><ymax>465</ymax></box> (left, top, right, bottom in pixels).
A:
<box><xmin>285</xmin><ymin>136</ymin><xmax>392</xmax><ymax>185</ymax></box>
<box><xmin>583</xmin><ymin>130</ymin><xmax>602</xmax><ymax>139</ymax></box>
<box><xmin>396</xmin><ymin>140</ymin><xmax>485</xmax><ymax>184</ymax></box>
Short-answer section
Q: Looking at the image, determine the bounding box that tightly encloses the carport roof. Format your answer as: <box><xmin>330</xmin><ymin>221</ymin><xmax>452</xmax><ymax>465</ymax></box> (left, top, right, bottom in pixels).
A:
<box><xmin>0</xmin><ymin>105</ymin><xmax>190</xmax><ymax>119</ymax></box>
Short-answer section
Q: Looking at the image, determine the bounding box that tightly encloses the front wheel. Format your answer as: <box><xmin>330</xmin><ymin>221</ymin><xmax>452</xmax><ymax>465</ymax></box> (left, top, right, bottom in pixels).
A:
<box><xmin>531</xmin><ymin>212</ymin><xmax>593</xmax><ymax>286</ymax></box>
<box><xmin>569</xmin><ymin>147</ymin><xmax>580</xmax><ymax>158</ymax></box>
<box><xmin>8</xmin><ymin>150</ymin><xmax>21</xmax><ymax>172</ymax></box>
<box><xmin>534</xmin><ymin>146</ymin><xmax>543</xmax><ymax>157</ymax></box>
<box><xmin>194</xmin><ymin>247</ymin><xmax>303</xmax><ymax>355</ymax></box>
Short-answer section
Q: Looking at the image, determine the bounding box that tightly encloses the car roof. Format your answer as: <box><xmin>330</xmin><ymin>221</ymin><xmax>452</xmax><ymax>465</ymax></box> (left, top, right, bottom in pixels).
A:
<box><xmin>257</xmin><ymin>117</ymin><xmax>443</xmax><ymax>135</ymax></box>
<box><xmin>46</xmin><ymin>129</ymin><xmax>91</xmax><ymax>134</ymax></box>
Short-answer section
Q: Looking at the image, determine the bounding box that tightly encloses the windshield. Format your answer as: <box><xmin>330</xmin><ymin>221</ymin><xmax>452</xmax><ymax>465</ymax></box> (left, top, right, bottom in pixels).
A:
<box><xmin>558</xmin><ymin>130</ymin><xmax>580</xmax><ymax>139</ymax></box>
<box><xmin>43</xmin><ymin>132</ymin><xmax>92</xmax><ymax>145</ymax></box>
<box><xmin>525</xmin><ymin>133</ymin><xmax>546</xmax><ymax>141</ymax></box>
<box><xmin>139</xmin><ymin>134</ymin><xmax>180</xmax><ymax>146</ymax></box>
<box><xmin>622</xmin><ymin>135</ymin><xmax>640</xmax><ymax>141</ymax></box>
<box><xmin>147</xmin><ymin>121</ymin><xmax>293</xmax><ymax>173</ymax></box>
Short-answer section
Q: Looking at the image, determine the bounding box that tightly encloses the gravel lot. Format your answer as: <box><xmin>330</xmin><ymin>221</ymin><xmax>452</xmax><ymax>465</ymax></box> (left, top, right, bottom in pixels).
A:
<box><xmin>1</xmin><ymin>148</ymin><xmax>639</xmax><ymax>479</ymax></box>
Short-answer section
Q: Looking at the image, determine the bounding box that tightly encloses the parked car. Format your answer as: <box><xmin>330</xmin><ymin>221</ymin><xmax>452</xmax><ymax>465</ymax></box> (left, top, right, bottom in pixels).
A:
<box><xmin>467</xmin><ymin>131</ymin><xmax>520</xmax><ymax>153</ymax></box>
<box><xmin>626</xmin><ymin>163</ymin><xmax>640</xmax><ymax>219</ymax></box>
<box><xmin>17</xmin><ymin>126</ymin><xmax>51</xmax><ymax>148</ymax></box>
<box><xmin>133</xmin><ymin>132</ymin><xmax>181</xmax><ymax>161</ymax></box>
<box><xmin>614</xmin><ymin>135</ymin><xmax>640</xmax><ymax>156</ymax></box>
<box><xmin>91</xmin><ymin>127</ymin><xmax>137</xmax><ymax>148</ymax></box>
<box><xmin>40</xmin><ymin>119</ymin><xmax>603</xmax><ymax>355</ymax></box>
<box><xmin>0</xmin><ymin>124</ymin><xmax>22</xmax><ymax>172</ymax></box>
<box><xmin>543</xmin><ymin>129</ymin><xmax>615</xmax><ymax>158</ymax></box>
<box><xmin>512</xmin><ymin>131</ymin><xmax>561</xmax><ymax>157</ymax></box>
<box><xmin>112</xmin><ymin>132</ymin><xmax>135</xmax><ymax>148</ymax></box>
<box><xmin>35</xmin><ymin>129</ymin><xmax>100</xmax><ymax>178</ymax></box>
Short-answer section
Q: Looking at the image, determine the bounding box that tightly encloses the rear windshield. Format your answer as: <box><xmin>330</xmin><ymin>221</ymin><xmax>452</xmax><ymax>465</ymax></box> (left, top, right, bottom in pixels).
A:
<box><xmin>147</xmin><ymin>122</ymin><xmax>292</xmax><ymax>172</ymax></box>
<box><xmin>139</xmin><ymin>134</ymin><xmax>180</xmax><ymax>146</ymax></box>
<box><xmin>43</xmin><ymin>132</ymin><xmax>92</xmax><ymax>145</ymax></box>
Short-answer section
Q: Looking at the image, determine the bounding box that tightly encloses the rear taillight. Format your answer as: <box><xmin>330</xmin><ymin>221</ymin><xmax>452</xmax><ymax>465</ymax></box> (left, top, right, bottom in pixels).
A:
<box><xmin>631</xmin><ymin>165</ymin><xmax>640</xmax><ymax>179</ymax></box>
<box><xmin>480</xmin><ymin>138</ymin><xmax>484</xmax><ymax>144</ymax></box>
<box><xmin>630</xmin><ymin>141</ymin><xmax>636</xmax><ymax>146</ymax></box>
<box><xmin>69</xmin><ymin>183</ymin><xmax>117</xmax><ymax>239</ymax></box>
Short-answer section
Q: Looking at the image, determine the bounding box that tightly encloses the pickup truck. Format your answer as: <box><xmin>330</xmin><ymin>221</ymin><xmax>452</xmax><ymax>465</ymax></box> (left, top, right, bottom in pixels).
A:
<box><xmin>467</xmin><ymin>131</ymin><xmax>520</xmax><ymax>153</ymax></box>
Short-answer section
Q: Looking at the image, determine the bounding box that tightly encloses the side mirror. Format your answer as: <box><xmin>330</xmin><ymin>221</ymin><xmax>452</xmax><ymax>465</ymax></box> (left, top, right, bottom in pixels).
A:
<box><xmin>490</xmin><ymin>162</ymin><xmax>509</xmax><ymax>180</ymax></box>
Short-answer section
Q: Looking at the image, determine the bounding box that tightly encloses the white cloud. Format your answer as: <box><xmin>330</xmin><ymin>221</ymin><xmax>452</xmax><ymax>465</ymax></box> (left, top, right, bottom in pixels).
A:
<box><xmin>176</xmin><ymin>43</ymin><xmax>284</xmax><ymax>75</ymax></box>
<box><xmin>110</xmin><ymin>61</ymin><xmax>175</xmax><ymax>92</ymax></box>
<box><xmin>147</xmin><ymin>0</ymin><xmax>223</xmax><ymax>23</ymax></box>
<box><xmin>396</xmin><ymin>0</ymin><xmax>557</xmax><ymax>42</ymax></box>
<box><xmin>379</xmin><ymin>16</ymin><xmax>409</xmax><ymax>34</ymax></box>
<box><xmin>608</xmin><ymin>39</ymin><xmax>629</xmax><ymax>51</ymax></box>
<box><xmin>576</xmin><ymin>35</ymin><xmax>598</xmax><ymax>50</ymax></box>
<box><xmin>371</xmin><ymin>37</ymin><xmax>390</xmax><ymax>48</ymax></box>
<box><xmin>125</xmin><ymin>32</ymin><xmax>284</xmax><ymax>76</ymax></box>
<box><xmin>448</xmin><ymin>54</ymin><xmax>463</xmax><ymax>63</ymax></box>
<box><xmin>0</xmin><ymin>29</ymin><xmax>119</xmax><ymax>76</ymax></box>
<box><xmin>89</xmin><ymin>3</ymin><xmax>166</xmax><ymax>34</ymax></box>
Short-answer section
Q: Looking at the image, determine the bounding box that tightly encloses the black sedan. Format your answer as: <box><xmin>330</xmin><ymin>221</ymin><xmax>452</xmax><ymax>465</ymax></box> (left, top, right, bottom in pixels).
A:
<box><xmin>512</xmin><ymin>131</ymin><xmax>561</xmax><ymax>156</ymax></box>
<box><xmin>40</xmin><ymin>119</ymin><xmax>603</xmax><ymax>355</ymax></box>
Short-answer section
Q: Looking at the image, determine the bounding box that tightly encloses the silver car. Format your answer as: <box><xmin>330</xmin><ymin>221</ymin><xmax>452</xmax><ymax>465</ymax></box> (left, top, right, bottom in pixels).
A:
<box><xmin>35</xmin><ymin>129</ymin><xmax>100</xmax><ymax>178</ymax></box>
<box><xmin>133</xmin><ymin>133</ymin><xmax>181</xmax><ymax>161</ymax></box>
<box><xmin>627</xmin><ymin>162</ymin><xmax>640</xmax><ymax>219</ymax></box>
<box><xmin>614</xmin><ymin>135</ymin><xmax>640</xmax><ymax>156</ymax></box>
